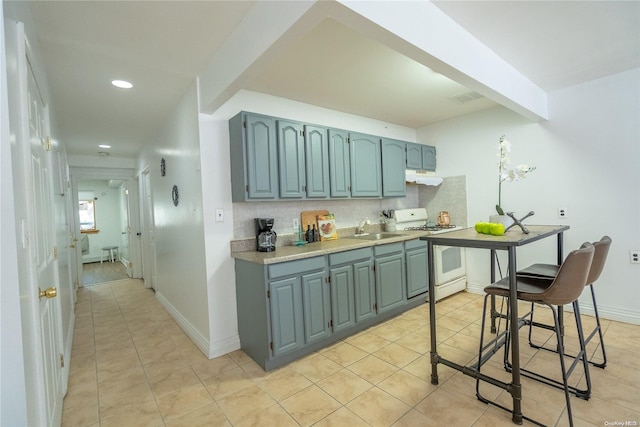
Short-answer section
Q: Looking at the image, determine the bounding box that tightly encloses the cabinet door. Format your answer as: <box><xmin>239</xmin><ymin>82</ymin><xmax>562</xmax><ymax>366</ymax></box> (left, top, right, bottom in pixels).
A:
<box><xmin>245</xmin><ymin>114</ymin><xmax>279</xmax><ymax>199</ymax></box>
<box><xmin>375</xmin><ymin>253</ymin><xmax>406</xmax><ymax>313</ymax></box>
<box><xmin>304</xmin><ymin>125</ymin><xmax>330</xmax><ymax>198</ymax></box>
<box><xmin>269</xmin><ymin>277</ymin><xmax>304</xmax><ymax>356</ymax></box>
<box><xmin>353</xmin><ymin>259</ymin><xmax>376</xmax><ymax>322</ymax></box>
<box><xmin>381</xmin><ymin>138</ymin><xmax>407</xmax><ymax>197</ymax></box>
<box><xmin>277</xmin><ymin>120</ymin><xmax>306</xmax><ymax>199</ymax></box>
<box><xmin>421</xmin><ymin>145</ymin><xmax>436</xmax><ymax>171</ymax></box>
<box><xmin>406</xmin><ymin>247</ymin><xmax>429</xmax><ymax>298</ymax></box>
<box><xmin>329</xmin><ymin>265</ymin><xmax>356</xmax><ymax>332</ymax></box>
<box><xmin>328</xmin><ymin>129</ymin><xmax>351</xmax><ymax>198</ymax></box>
<box><xmin>301</xmin><ymin>270</ymin><xmax>331</xmax><ymax>344</ymax></box>
<box><xmin>350</xmin><ymin>132</ymin><xmax>382</xmax><ymax>198</ymax></box>
<box><xmin>406</xmin><ymin>142</ymin><xmax>422</xmax><ymax>169</ymax></box>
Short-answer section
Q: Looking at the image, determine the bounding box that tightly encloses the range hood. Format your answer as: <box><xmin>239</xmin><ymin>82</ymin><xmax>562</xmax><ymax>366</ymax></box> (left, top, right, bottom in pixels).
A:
<box><xmin>405</xmin><ymin>170</ymin><xmax>443</xmax><ymax>186</ymax></box>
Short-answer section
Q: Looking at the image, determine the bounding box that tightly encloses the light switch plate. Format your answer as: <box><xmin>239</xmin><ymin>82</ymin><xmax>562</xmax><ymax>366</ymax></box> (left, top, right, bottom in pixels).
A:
<box><xmin>216</xmin><ymin>209</ymin><xmax>224</xmax><ymax>222</ymax></box>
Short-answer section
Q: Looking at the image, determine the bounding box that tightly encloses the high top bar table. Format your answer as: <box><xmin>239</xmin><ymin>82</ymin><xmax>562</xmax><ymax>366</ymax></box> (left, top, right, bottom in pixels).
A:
<box><xmin>421</xmin><ymin>225</ymin><xmax>569</xmax><ymax>424</ymax></box>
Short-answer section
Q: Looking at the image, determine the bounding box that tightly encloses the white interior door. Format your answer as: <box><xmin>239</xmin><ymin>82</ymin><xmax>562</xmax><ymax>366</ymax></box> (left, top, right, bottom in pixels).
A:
<box><xmin>140</xmin><ymin>168</ymin><xmax>156</xmax><ymax>289</ymax></box>
<box><xmin>27</xmin><ymin>59</ymin><xmax>64</xmax><ymax>427</ymax></box>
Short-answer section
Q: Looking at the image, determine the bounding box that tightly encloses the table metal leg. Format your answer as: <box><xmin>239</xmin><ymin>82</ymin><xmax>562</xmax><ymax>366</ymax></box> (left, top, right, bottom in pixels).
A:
<box><xmin>428</xmin><ymin>241</ymin><xmax>439</xmax><ymax>385</ymax></box>
<box><xmin>507</xmin><ymin>246</ymin><xmax>523</xmax><ymax>424</ymax></box>
<box><xmin>490</xmin><ymin>250</ymin><xmax>497</xmax><ymax>333</ymax></box>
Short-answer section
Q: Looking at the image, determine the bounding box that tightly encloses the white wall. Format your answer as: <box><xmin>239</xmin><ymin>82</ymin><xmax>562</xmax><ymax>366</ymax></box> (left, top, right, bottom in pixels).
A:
<box><xmin>137</xmin><ymin>82</ymin><xmax>210</xmax><ymax>353</ymax></box>
<box><xmin>418</xmin><ymin>68</ymin><xmax>640</xmax><ymax>324</ymax></box>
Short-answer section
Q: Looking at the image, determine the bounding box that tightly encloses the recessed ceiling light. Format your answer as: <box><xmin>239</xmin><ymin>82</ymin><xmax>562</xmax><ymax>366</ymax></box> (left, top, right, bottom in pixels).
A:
<box><xmin>98</xmin><ymin>144</ymin><xmax>111</xmax><ymax>149</ymax></box>
<box><xmin>111</xmin><ymin>80</ymin><xmax>133</xmax><ymax>89</ymax></box>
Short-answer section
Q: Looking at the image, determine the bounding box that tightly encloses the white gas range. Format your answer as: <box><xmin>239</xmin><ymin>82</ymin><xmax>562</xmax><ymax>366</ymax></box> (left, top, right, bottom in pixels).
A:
<box><xmin>393</xmin><ymin>208</ymin><xmax>466</xmax><ymax>301</ymax></box>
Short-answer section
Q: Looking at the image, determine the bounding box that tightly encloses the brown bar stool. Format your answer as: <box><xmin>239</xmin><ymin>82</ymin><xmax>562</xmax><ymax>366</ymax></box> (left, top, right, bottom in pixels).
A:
<box><xmin>476</xmin><ymin>243</ymin><xmax>594</xmax><ymax>427</ymax></box>
<box><xmin>518</xmin><ymin>235</ymin><xmax>611</xmax><ymax>368</ymax></box>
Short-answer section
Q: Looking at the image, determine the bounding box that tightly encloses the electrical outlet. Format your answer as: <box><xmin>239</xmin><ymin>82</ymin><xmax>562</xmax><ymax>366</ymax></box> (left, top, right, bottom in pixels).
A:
<box><xmin>558</xmin><ymin>207</ymin><xmax>567</xmax><ymax>218</ymax></box>
<box><xmin>293</xmin><ymin>218</ymin><xmax>299</xmax><ymax>230</ymax></box>
<box><xmin>215</xmin><ymin>209</ymin><xmax>224</xmax><ymax>222</ymax></box>
<box><xmin>630</xmin><ymin>250</ymin><xmax>640</xmax><ymax>264</ymax></box>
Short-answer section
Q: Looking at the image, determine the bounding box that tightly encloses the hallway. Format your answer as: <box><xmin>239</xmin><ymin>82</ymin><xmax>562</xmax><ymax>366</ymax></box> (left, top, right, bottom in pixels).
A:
<box><xmin>62</xmin><ymin>280</ymin><xmax>640</xmax><ymax>426</ymax></box>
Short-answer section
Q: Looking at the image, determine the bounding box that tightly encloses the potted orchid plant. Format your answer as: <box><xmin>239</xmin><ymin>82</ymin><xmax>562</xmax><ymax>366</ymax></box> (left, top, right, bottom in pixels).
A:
<box><xmin>494</xmin><ymin>135</ymin><xmax>535</xmax><ymax>217</ymax></box>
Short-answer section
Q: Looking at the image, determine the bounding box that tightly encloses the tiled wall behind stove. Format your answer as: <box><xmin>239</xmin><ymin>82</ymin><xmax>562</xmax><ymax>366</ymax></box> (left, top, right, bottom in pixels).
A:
<box><xmin>232</xmin><ymin>175</ymin><xmax>468</xmax><ymax>239</ymax></box>
<box><xmin>418</xmin><ymin>175</ymin><xmax>468</xmax><ymax>227</ymax></box>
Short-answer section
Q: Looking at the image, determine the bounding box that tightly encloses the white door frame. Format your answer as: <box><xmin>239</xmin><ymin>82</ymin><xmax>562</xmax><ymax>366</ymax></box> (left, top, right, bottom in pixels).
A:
<box><xmin>69</xmin><ymin>167</ymin><xmax>143</xmax><ymax>285</ymax></box>
<box><xmin>139</xmin><ymin>167</ymin><xmax>157</xmax><ymax>289</ymax></box>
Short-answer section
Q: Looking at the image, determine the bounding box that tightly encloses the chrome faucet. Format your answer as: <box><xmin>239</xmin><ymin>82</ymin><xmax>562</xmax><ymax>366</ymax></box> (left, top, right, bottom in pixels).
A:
<box><xmin>356</xmin><ymin>217</ymin><xmax>371</xmax><ymax>235</ymax></box>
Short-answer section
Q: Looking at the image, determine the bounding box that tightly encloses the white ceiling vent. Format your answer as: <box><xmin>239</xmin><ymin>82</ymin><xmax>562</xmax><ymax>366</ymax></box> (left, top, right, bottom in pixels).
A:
<box><xmin>448</xmin><ymin>91</ymin><xmax>484</xmax><ymax>104</ymax></box>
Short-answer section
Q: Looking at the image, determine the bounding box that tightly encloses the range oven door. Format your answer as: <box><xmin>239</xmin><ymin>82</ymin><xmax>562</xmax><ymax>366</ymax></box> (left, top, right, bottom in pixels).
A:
<box><xmin>434</xmin><ymin>245</ymin><xmax>466</xmax><ymax>285</ymax></box>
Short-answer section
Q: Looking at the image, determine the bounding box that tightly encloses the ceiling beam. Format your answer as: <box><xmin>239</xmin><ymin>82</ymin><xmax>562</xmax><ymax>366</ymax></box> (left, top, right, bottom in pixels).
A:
<box><xmin>332</xmin><ymin>0</ymin><xmax>549</xmax><ymax>121</ymax></box>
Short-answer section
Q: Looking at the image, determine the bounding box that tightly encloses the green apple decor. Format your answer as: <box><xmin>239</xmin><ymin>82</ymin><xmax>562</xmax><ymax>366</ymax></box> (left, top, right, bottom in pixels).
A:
<box><xmin>475</xmin><ymin>222</ymin><xmax>505</xmax><ymax>236</ymax></box>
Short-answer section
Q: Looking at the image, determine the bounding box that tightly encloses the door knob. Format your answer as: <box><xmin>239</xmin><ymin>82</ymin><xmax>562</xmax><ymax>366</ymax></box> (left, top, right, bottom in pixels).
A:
<box><xmin>39</xmin><ymin>287</ymin><xmax>57</xmax><ymax>299</ymax></box>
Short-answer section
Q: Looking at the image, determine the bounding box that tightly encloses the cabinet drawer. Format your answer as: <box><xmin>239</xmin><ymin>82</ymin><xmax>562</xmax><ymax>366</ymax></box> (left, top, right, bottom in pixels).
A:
<box><xmin>329</xmin><ymin>247</ymin><xmax>372</xmax><ymax>266</ymax></box>
<box><xmin>268</xmin><ymin>256</ymin><xmax>325</xmax><ymax>279</ymax></box>
<box><xmin>404</xmin><ymin>239</ymin><xmax>427</xmax><ymax>251</ymax></box>
<box><xmin>374</xmin><ymin>242</ymin><xmax>404</xmax><ymax>257</ymax></box>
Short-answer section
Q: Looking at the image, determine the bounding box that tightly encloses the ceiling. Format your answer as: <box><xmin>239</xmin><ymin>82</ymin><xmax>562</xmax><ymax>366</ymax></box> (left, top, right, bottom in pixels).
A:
<box><xmin>24</xmin><ymin>1</ymin><xmax>640</xmax><ymax>158</ymax></box>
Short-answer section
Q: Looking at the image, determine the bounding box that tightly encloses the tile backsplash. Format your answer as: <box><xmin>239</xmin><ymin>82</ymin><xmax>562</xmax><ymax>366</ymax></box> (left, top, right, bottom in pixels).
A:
<box><xmin>232</xmin><ymin>175</ymin><xmax>467</xmax><ymax>242</ymax></box>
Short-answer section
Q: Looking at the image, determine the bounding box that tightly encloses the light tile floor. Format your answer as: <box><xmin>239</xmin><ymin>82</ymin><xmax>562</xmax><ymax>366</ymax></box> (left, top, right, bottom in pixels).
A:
<box><xmin>62</xmin><ymin>279</ymin><xmax>640</xmax><ymax>426</ymax></box>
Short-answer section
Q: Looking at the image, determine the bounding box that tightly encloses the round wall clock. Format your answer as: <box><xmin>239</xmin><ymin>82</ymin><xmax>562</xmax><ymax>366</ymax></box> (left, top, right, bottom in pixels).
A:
<box><xmin>172</xmin><ymin>185</ymin><xmax>179</xmax><ymax>206</ymax></box>
<box><xmin>160</xmin><ymin>158</ymin><xmax>166</xmax><ymax>176</ymax></box>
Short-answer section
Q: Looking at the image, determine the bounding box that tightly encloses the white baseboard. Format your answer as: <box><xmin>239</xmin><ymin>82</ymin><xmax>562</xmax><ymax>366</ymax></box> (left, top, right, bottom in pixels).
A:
<box><xmin>155</xmin><ymin>291</ymin><xmax>242</xmax><ymax>358</ymax></box>
<box><xmin>466</xmin><ymin>280</ymin><xmax>640</xmax><ymax>325</ymax></box>
<box><xmin>155</xmin><ymin>291</ymin><xmax>210</xmax><ymax>356</ymax></box>
<box><xmin>208</xmin><ymin>335</ymin><xmax>241</xmax><ymax>359</ymax></box>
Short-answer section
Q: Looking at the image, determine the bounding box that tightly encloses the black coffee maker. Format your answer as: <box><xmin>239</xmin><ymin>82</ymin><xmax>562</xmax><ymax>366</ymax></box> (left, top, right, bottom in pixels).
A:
<box><xmin>255</xmin><ymin>218</ymin><xmax>277</xmax><ymax>252</ymax></box>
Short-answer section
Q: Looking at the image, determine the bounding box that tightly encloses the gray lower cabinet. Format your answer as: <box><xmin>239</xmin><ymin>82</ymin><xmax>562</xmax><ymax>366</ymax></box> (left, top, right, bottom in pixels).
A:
<box><xmin>405</xmin><ymin>239</ymin><xmax>429</xmax><ymax>298</ymax></box>
<box><xmin>301</xmin><ymin>270</ymin><xmax>332</xmax><ymax>344</ymax></box>
<box><xmin>329</xmin><ymin>247</ymin><xmax>373</xmax><ymax>331</ymax></box>
<box><xmin>235</xmin><ymin>243</ymin><xmax>427</xmax><ymax>370</ymax></box>
<box><xmin>374</xmin><ymin>243</ymin><xmax>406</xmax><ymax>313</ymax></box>
<box><xmin>269</xmin><ymin>277</ymin><xmax>305</xmax><ymax>356</ymax></box>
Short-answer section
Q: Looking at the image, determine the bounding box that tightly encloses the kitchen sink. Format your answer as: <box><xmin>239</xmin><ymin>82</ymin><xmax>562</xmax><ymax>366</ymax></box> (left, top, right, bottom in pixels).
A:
<box><xmin>349</xmin><ymin>233</ymin><xmax>403</xmax><ymax>241</ymax></box>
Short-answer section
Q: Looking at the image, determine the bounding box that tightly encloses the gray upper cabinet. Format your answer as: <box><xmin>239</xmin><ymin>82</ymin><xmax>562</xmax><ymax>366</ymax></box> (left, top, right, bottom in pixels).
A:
<box><xmin>406</xmin><ymin>143</ymin><xmax>422</xmax><ymax>169</ymax></box>
<box><xmin>381</xmin><ymin>138</ymin><xmax>407</xmax><ymax>197</ymax></box>
<box><xmin>304</xmin><ymin>125</ymin><xmax>330</xmax><ymax>198</ymax></box>
<box><xmin>422</xmin><ymin>145</ymin><xmax>436</xmax><ymax>171</ymax></box>
<box><xmin>405</xmin><ymin>142</ymin><xmax>437</xmax><ymax>172</ymax></box>
<box><xmin>229</xmin><ymin>112</ymin><xmax>279</xmax><ymax>201</ymax></box>
<box><xmin>277</xmin><ymin>120</ymin><xmax>306</xmax><ymax>199</ymax></box>
<box><xmin>328</xmin><ymin>128</ymin><xmax>351</xmax><ymax>198</ymax></box>
<box><xmin>350</xmin><ymin>132</ymin><xmax>382</xmax><ymax>198</ymax></box>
